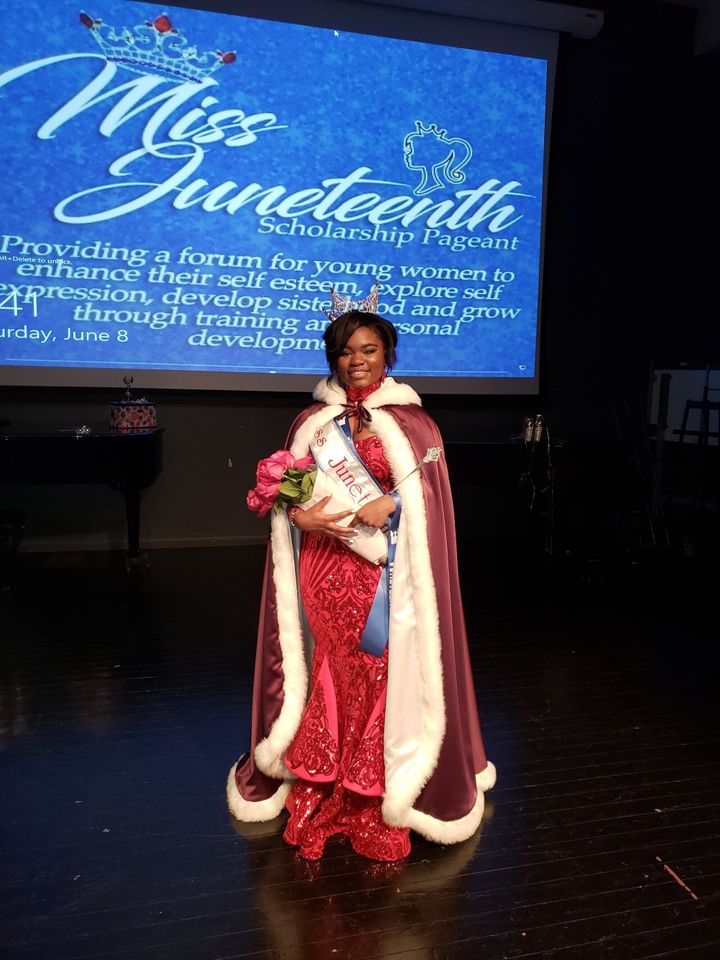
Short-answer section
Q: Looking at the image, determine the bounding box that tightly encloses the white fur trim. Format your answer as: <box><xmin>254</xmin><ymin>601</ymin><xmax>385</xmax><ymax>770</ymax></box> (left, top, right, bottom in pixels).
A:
<box><xmin>289</xmin><ymin>405</ymin><xmax>343</xmax><ymax>460</ymax></box>
<box><xmin>313</xmin><ymin>376</ymin><xmax>421</xmax><ymax>408</ymax></box>
<box><xmin>476</xmin><ymin>762</ymin><xmax>498</xmax><ymax>792</ymax></box>
<box><xmin>401</xmin><ymin>765</ymin><xmax>497</xmax><ymax>845</ymax></box>
<box><xmin>226</xmin><ymin>762</ymin><xmax>291</xmax><ymax>822</ymax></box>
<box><xmin>250</xmin><ymin>405</ymin><xmax>350</xmax><ymax>777</ymax></box>
<box><xmin>373</xmin><ymin>407</ymin><xmax>446</xmax><ymax>825</ymax></box>
<box><xmin>252</xmin><ymin>511</ymin><xmax>308</xmax><ymax>780</ymax></box>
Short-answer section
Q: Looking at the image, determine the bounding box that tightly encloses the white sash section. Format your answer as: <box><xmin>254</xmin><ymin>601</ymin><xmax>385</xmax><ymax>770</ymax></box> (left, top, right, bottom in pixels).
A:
<box><xmin>308</xmin><ymin>417</ymin><xmax>388</xmax><ymax>565</ymax></box>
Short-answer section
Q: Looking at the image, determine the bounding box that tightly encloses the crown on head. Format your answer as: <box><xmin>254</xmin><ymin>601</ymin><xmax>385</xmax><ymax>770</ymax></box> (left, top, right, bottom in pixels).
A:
<box><xmin>322</xmin><ymin>282</ymin><xmax>380</xmax><ymax>322</ymax></box>
<box><xmin>79</xmin><ymin>12</ymin><xmax>236</xmax><ymax>84</ymax></box>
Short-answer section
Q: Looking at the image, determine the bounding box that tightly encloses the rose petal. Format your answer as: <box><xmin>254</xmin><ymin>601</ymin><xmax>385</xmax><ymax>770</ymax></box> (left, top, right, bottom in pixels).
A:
<box><xmin>254</xmin><ymin>478</ymin><xmax>280</xmax><ymax>501</ymax></box>
<box><xmin>268</xmin><ymin>449</ymin><xmax>295</xmax><ymax>468</ymax></box>
<box><xmin>247</xmin><ymin>486</ymin><xmax>275</xmax><ymax>518</ymax></box>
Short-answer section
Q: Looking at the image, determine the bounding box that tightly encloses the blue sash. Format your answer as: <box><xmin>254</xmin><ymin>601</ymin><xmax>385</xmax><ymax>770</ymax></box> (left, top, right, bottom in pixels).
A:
<box><xmin>334</xmin><ymin>415</ymin><xmax>401</xmax><ymax>657</ymax></box>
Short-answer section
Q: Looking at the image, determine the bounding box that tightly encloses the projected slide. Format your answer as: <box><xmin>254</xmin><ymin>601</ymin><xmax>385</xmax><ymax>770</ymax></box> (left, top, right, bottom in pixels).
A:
<box><xmin>0</xmin><ymin>0</ymin><xmax>547</xmax><ymax>387</ymax></box>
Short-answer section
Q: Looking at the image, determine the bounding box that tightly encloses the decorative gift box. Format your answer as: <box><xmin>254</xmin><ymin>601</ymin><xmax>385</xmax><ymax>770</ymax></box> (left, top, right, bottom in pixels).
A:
<box><xmin>110</xmin><ymin>377</ymin><xmax>157</xmax><ymax>432</ymax></box>
<box><xmin>109</xmin><ymin>399</ymin><xmax>157</xmax><ymax>432</ymax></box>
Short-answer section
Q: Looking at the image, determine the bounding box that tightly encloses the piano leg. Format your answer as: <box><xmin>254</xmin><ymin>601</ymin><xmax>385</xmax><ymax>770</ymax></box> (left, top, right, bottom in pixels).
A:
<box><xmin>118</xmin><ymin>484</ymin><xmax>149</xmax><ymax>571</ymax></box>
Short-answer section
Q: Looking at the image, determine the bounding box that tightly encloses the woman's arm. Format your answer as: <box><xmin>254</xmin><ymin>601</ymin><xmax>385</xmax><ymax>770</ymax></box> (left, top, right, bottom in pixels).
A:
<box><xmin>289</xmin><ymin>496</ymin><xmax>356</xmax><ymax>539</ymax></box>
<box><xmin>350</xmin><ymin>494</ymin><xmax>397</xmax><ymax>529</ymax></box>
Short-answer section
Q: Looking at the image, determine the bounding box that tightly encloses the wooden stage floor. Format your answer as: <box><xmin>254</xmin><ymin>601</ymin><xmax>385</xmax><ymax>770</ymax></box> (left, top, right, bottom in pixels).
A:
<box><xmin>1</xmin><ymin>541</ymin><xmax>718</xmax><ymax>959</ymax></box>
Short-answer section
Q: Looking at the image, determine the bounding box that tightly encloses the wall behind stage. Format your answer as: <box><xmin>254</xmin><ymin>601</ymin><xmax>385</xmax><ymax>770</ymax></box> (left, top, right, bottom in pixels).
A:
<box><xmin>0</xmin><ymin>1</ymin><xmax>708</xmax><ymax>552</ymax></box>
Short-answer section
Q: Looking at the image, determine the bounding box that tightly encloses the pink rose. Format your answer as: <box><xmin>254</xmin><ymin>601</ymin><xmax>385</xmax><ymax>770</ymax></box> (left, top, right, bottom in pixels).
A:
<box><xmin>247</xmin><ymin>449</ymin><xmax>314</xmax><ymax>519</ymax></box>
<box><xmin>256</xmin><ymin>449</ymin><xmax>295</xmax><ymax>485</ymax></box>
<box><xmin>246</xmin><ymin>488</ymin><xmax>265</xmax><ymax>516</ymax></box>
<box><xmin>254</xmin><ymin>477</ymin><xmax>280</xmax><ymax>502</ymax></box>
<box><xmin>246</xmin><ymin>482</ymin><xmax>277</xmax><ymax>518</ymax></box>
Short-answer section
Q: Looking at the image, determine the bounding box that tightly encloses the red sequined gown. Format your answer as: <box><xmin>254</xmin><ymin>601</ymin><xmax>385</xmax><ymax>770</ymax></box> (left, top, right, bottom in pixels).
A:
<box><xmin>283</xmin><ymin>428</ymin><xmax>411</xmax><ymax>861</ymax></box>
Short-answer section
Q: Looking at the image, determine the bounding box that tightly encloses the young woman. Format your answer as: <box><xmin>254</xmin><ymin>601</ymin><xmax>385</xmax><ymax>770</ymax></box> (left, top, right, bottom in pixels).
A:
<box><xmin>227</xmin><ymin>305</ymin><xmax>495</xmax><ymax>861</ymax></box>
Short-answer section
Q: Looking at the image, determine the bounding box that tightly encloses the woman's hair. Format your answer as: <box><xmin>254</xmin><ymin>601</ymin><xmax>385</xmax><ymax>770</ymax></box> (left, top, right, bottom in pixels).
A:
<box><xmin>323</xmin><ymin>311</ymin><xmax>398</xmax><ymax>378</ymax></box>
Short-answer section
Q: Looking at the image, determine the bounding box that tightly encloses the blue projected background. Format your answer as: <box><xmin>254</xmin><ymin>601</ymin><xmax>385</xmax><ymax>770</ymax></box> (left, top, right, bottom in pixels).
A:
<box><xmin>0</xmin><ymin>0</ymin><xmax>548</xmax><ymax>390</ymax></box>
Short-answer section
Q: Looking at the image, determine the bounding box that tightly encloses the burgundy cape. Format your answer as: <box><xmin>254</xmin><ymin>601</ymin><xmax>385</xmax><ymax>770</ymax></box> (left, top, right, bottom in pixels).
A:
<box><xmin>227</xmin><ymin>377</ymin><xmax>495</xmax><ymax>843</ymax></box>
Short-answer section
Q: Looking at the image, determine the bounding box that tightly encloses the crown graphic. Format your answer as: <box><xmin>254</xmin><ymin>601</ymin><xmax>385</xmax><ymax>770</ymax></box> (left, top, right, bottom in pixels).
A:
<box><xmin>79</xmin><ymin>12</ymin><xmax>236</xmax><ymax>84</ymax></box>
<box><xmin>322</xmin><ymin>282</ymin><xmax>380</xmax><ymax>322</ymax></box>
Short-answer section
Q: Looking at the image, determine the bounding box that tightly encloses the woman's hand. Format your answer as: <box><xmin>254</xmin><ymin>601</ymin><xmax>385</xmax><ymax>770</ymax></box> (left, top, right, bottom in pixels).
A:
<box><xmin>351</xmin><ymin>494</ymin><xmax>396</xmax><ymax>530</ymax></box>
<box><xmin>291</xmin><ymin>496</ymin><xmax>355</xmax><ymax>539</ymax></box>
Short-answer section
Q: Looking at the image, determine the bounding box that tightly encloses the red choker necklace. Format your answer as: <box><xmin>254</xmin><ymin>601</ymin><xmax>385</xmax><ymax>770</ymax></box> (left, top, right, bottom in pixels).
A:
<box><xmin>342</xmin><ymin>374</ymin><xmax>385</xmax><ymax>424</ymax></box>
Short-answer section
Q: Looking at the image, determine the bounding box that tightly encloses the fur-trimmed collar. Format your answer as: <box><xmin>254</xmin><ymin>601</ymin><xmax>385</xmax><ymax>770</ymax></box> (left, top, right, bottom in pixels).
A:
<box><xmin>313</xmin><ymin>376</ymin><xmax>422</xmax><ymax>408</ymax></box>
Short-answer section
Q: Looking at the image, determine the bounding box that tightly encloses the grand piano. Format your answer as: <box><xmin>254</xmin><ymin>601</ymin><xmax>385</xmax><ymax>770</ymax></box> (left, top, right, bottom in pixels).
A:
<box><xmin>0</xmin><ymin>422</ymin><xmax>163</xmax><ymax>566</ymax></box>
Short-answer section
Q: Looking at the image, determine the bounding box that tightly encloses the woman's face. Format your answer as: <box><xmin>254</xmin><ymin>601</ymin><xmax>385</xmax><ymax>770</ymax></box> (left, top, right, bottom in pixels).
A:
<box><xmin>336</xmin><ymin>325</ymin><xmax>385</xmax><ymax>390</ymax></box>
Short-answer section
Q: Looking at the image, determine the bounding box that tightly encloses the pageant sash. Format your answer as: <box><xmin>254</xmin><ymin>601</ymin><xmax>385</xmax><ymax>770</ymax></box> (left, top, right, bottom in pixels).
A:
<box><xmin>310</xmin><ymin>416</ymin><xmax>384</xmax><ymax>509</ymax></box>
<box><xmin>360</xmin><ymin>489</ymin><xmax>401</xmax><ymax>657</ymax></box>
<box><xmin>309</xmin><ymin>415</ymin><xmax>401</xmax><ymax>656</ymax></box>
<box><xmin>308</xmin><ymin>416</ymin><xmax>388</xmax><ymax>565</ymax></box>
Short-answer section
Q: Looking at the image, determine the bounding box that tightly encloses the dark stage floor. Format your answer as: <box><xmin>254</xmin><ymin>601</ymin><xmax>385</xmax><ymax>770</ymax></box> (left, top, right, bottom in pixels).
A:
<box><xmin>1</xmin><ymin>539</ymin><xmax>719</xmax><ymax>959</ymax></box>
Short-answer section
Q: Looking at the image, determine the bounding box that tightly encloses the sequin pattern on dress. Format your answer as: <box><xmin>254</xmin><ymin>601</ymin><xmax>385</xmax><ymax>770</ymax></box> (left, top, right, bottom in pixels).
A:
<box><xmin>283</xmin><ymin>434</ymin><xmax>411</xmax><ymax>861</ymax></box>
<box><xmin>285</xmin><ymin>659</ymin><xmax>339</xmax><ymax>781</ymax></box>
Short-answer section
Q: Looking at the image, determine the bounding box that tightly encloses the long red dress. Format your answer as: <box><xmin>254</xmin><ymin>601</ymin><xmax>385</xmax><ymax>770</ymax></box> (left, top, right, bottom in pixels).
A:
<box><xmin>282</xmin><ymin>435</ymin><xmax>411</xmax><ymax>861</ymax></box>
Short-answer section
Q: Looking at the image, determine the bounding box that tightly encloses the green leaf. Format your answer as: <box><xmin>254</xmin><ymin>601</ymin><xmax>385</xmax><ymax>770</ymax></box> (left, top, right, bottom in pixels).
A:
<box><xmin>277</xmin><ymin>484</ymin><xmax>299</xmax><ymax>500</ymax></box>
<box><xmin>283</xmin><ymin>467</ymin><xmax>307</xmax><ymax>482</ymax></box>
<box><xmin>300</xmin><ymin>471</ymin><xmax>317</xmax><ymax>495</ymax></box>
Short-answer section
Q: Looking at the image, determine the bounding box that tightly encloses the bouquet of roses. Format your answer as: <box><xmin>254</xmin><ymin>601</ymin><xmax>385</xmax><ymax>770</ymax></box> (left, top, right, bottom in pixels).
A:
<box><xmin>246</xmin><ymin>450</ymin><xmax>316</xmax><ymax>518</ymax></box>
<box><xmin>247</xmin><ymin>448</ymin><xmax>387</xmax><ymax>564</ymax></box>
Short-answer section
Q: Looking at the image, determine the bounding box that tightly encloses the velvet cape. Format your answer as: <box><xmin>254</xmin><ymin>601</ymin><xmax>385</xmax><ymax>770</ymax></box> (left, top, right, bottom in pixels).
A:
<box><xmin>227</xmin><ymin>376</ymin><xmax>495</xmax><ymax>843</ymax></box>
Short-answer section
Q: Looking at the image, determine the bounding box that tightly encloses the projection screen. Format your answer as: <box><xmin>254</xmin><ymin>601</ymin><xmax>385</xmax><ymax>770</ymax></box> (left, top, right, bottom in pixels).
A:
<box><xmin>0</xmin><ymin>0</ymin><xmax>557</xmax><ymax>392</ymax></box>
